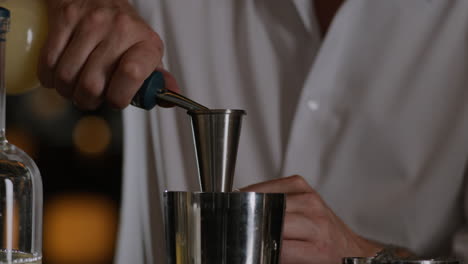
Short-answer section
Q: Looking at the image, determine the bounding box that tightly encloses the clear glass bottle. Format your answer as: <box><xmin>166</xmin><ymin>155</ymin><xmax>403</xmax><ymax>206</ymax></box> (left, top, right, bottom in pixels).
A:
<box><xmin>0</xmin><ymin>7</ymin><xmax>43</xmax><ymax>264</ymax></box>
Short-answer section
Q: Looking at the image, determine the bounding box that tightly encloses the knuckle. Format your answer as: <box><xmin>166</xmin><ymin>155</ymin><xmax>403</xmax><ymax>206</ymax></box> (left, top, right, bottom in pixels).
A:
<box><xmin>289</xmin><ymin>175</ymin><xmax>308</xmax><ymax>187</ymax></box>
<box><xmin>88</xmin><ymin>8</ymin><xmax>110</xmax><ymax>25</ymax></box>
<box><xmin>148</xmin><ymin>32</ymin><xmax>164</xmax><ymax>51</ymax></box>
<box><xmin>113</xmin><ymin>13</ymin><xmax>134</xmax><ymax>33</ymax></box>
<box><xmin>60</xmin><ymin>2</ymin><xmax>81</xmax><ymax>25</ymax></box>
<box><xmin>56</xmin><ymin>68</ymin><xmax>75</xmax><ymax>85</ymax></box>
<box><xmin>80</xmin><ymin>8</ymin><xmax>110</xmax><ymax>31</ymax></box>
<box><xmin>157</xmin><ymin>40</ymin><xmax>164</xmax><ymax>56</ymax></box>
<box><xmin>79</xmin><ymin>78</ymin><xmax>103</xmax><ymax>99</ymax></box>
<box><xmin>118</xmin><ymin>61</ymin><xmax>145</xmax><ymax>82</ymax></box>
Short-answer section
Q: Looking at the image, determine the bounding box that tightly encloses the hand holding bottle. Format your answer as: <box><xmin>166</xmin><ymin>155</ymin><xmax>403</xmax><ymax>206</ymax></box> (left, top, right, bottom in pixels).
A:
<box><xmin>38</xmin><ymin>0</ymin><xmax>177</xmax><ymax>110</ymax></box>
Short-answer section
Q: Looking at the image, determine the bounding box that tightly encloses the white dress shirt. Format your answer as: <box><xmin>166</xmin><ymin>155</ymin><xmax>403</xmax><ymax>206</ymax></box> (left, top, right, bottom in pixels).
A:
<box><xmin>116</xmin><ymin>1</ymin><xmax>468</xmax><ymax>263</ymax></box>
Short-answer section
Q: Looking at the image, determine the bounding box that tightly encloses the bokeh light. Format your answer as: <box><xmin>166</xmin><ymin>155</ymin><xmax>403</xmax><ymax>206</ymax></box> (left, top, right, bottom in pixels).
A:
<box><xmin>43</xmin><ymin>193</ymin><xmax>118</xmax><ymax>264</ymax></box>
<box><xmin>73</xmin><ymin>116</ymin><xmax>112</xmax><ymax>156</ymax></box>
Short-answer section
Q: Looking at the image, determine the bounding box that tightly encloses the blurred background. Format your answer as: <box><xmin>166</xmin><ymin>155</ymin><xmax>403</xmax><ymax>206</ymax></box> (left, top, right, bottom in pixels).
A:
<box><xmin>7</xmin><ymin>90</ymin><xmax>122</xmax><ymax>264</ymax></box>
<box><xmin>0</xmin><ymin>1</ymin><xmax>122</xmax><ymax>263</ymax></box>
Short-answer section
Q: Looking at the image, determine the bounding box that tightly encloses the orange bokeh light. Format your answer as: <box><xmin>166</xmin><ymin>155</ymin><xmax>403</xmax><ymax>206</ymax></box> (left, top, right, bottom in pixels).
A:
<box><xmin>43</xmin><ymin>193</ymin><xmax>118</xmax><ymax>264</ymax></box>
<box><xmin>73</xmin><ymin>116</ymin><xmax>112</xmax><ymax>156</ymax></box>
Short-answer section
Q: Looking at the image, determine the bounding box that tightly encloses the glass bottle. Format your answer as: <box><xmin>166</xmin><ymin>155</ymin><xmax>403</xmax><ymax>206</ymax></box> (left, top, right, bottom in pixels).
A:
<box><xmin>0</xmin><ymin>7</ymin><xmax>43</xmax><ymax>264</ymax></box>
<box><xmin>1</xmin><ymin>0</ymin><xmax>47</xmax><ymax>95</ymax></box>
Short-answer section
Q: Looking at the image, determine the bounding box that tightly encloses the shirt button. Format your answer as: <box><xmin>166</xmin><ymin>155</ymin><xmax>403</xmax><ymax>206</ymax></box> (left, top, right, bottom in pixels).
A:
<box><xmin>307</xmin><ymin>99</ymin><xmax>319</xmax><ymax>111</ymax></box>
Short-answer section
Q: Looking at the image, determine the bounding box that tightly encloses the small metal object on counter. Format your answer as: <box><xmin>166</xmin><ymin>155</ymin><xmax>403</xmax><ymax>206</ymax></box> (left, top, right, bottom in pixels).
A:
<box><xmin>343</xmin><ymin>257</ymin><xmax>378</xmax><ymax>264</ymax></box>
<box><xmin>164</xmin><ymin>191</ymin><xmax>285</xmax><ymax>264</ymax></box>
<box><xmin>343</xmin><ymin>257</ymin><xmax>461</xmax><ymax>264</ymax></box>
<box><xmin>391</xmin><ymin>259</ymin><xmax>460</xmax><ymax>264</ymax></box>
<box><xmin>189</xmin><ymin>109</ymin><xmax>246</xmax><ymax>192</ymax></box>
<box><xmin>131</xmin><ymin>71</ymin><xmax>209</xmax><ymax>111</ymax></box>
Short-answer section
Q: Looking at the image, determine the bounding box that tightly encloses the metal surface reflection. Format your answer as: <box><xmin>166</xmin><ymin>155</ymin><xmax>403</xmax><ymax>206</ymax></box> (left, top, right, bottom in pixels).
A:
<box><xmin>343</xmin><ymin>257</ymin><xmax>378</xmax><ymax>264</ymax></box>
<box><xmin>343</xmin><ymin>257</ymin><xmax>461</xmax><ymax>264</ymax></box>
<box><xmin>392</xmin><ymin>260</ymin><xmax>460</xmax><ymax>264</ymax></box>
<box><xmin>189</xmin><ymin>110</ymin><xmax>246</xmax><ymax>192</ymax></box>
<box><xmin>164</xmin><ymin>192</ymin><xmax>285</xmax><ymax>264</ymax></box>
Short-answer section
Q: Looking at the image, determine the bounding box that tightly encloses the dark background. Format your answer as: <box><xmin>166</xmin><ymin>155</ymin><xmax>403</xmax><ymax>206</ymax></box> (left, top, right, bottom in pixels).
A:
<box><xmin>7</xmin><ymin>88</ymin><xmax>122</xmax><ymax>264</ymax></box>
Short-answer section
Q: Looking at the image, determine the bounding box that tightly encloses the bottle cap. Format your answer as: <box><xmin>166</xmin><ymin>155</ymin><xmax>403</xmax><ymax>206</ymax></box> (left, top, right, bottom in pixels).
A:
<box><xmin>131</xmin><ymin>71</ymin><xmax>165</xmax><ymax>110</ymax></box>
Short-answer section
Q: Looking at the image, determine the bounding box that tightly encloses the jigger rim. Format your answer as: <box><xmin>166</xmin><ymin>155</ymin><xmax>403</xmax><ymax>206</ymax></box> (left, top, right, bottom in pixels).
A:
<box><xmin>187</xmin><ymin>109</ymin><xmax>246</xmax><ymax>115</ymax></box>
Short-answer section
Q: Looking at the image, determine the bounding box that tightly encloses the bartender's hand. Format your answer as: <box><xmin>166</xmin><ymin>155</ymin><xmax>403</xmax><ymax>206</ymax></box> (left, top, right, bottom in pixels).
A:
<box><xmin>240</xmin><ymin>175</ymin><xmax>382</xmax><ymax>264</ymax></box>
<box><xmin>38</xmin><ymin>0</ymin><xmax>178</xmax><ymax>110</ymax></box>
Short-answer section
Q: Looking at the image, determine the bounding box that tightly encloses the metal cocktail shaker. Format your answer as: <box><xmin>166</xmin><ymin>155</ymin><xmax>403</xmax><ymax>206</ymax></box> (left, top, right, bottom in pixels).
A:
<box><xmin>164</xmin><ymin>192</ymin><xmax>285</xmax><ymax>264</ymax></box>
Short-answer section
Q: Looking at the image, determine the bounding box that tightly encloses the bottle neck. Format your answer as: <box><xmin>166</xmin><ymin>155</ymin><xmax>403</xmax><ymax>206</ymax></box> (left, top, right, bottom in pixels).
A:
<box><xmin>0</xmin><ymin>39</ymin><xmax>6</xmax><ymax>141</ymax></box>
<box><xmin>0</xmin><ymin>16</ymin><xmax>8</xmax><ymax>144</ymax></box>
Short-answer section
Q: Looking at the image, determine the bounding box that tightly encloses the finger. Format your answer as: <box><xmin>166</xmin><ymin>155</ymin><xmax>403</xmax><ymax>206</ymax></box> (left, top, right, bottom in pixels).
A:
<box><xmin>286</xmin><ymin>192</ymin><xmax>326</xmax><ymax>216</ymax></box>
<box><xmin>38</xmin><ymin>38</ymin><xmax>56</xmax><ymax>89</ymax></box>
<box><xmin>38</xmin><ymin>2</ymin><xmax>82</xmax><ymax>89</ymax></box>
<box><xmin>283</xmin><ymin>212</ymin><xmax>317</xmax><ymax>241</ymax></box>
<box><xmin>54</xmin><ymin>9</ymin><xmax>112</xmax><ymax>98</ymax></box>
<box><xmin>281</xmin><ymin>240</ymin><xmax>323</xmax><ymax>264</ymax></box>
<box><xmin>106</xmin><ymin>40</ymin><xmax>163</xmax><ymax>109</ymax></box>
<box><xmin>73</xmin><ymin>13</ymin><xmax>151</xmax><ymax>110</ymax></box>
<box><xmin>72</xmin><ymin>37</ymin><xmax>123</xmax><ymax>110</ymax></box>
<box><xmin>240</xmin><ymin>175</ymin><xmax>314</xmax><ymax>193</ymax></box>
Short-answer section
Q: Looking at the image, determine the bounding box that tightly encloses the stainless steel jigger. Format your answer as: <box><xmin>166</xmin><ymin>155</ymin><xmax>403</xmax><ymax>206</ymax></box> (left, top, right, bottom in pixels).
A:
<box><xmin>132</xmin><ymin>71</ymin><xmax>246</xmax><ymax>192</ymax></box>
<box><xmin>189</xmin><ymin>109</ymin><xmax>245</xmax><ymax>192</ymax></box>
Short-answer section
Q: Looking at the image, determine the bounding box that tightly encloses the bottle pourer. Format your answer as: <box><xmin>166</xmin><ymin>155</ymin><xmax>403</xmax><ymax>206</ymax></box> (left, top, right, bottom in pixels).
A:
<box><xmin>131</xmin><ymin>71</ymin><xmax>246</xmax><ymax>193</ymax></box>
<box><xmin>131</xmin><ymin>71</ymin><xmax>209</xmax><ymax>111</ymax></box>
